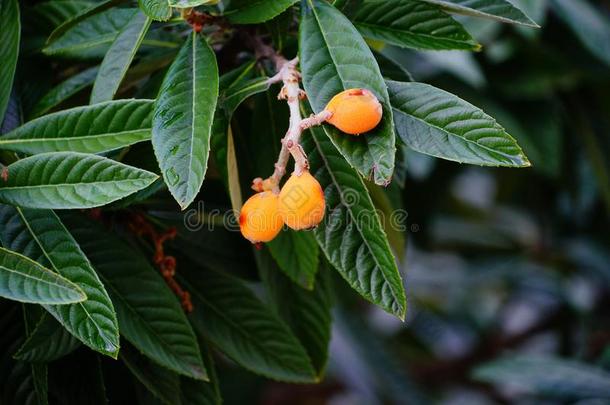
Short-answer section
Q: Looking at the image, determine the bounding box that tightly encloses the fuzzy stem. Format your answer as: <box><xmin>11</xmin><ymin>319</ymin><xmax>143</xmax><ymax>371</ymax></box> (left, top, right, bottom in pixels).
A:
<box><xmin>264</xmin><ymin>58</ymin><xmax>332</xmax><ymax>192</ymax></box>
<box><xmin>250</xmin><ymin>37</ymin><xmax>332</xmax><ymax>192</ymax></box>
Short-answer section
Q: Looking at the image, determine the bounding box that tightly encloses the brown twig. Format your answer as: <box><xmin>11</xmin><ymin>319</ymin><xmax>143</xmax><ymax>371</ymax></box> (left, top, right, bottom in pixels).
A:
<box><xmin>128</xmin><ymin>213</ymin><xmax>193</xmax><ymax>312</ymax></box>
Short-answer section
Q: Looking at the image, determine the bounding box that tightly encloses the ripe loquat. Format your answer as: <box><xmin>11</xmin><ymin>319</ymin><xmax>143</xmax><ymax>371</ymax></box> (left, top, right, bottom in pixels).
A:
<box><xmin>324</xmin><ymin>88</ymin><xmax>383</xmax><ymax>135</ymax></box>
<box><xmin>278</xmin><ymin>171</ymin><xmax>325</xmax><ymax>230</ymax></box>
<box><xmin>239</xmin><ymin>191</ymin><xmax>284</xmax><ymax>243</ymax></box>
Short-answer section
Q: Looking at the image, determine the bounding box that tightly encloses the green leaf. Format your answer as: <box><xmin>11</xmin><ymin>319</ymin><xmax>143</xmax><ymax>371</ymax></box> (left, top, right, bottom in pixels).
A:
<box><xmin>473</xmin><ymin>356</ymin><xmax>610</xmax><ymax>399</ymax></box>
<box><xmin>386</xmin><ymin>80</ymin><xmax>530</xmax><ymax>167</ymax></box>
<box><xmin>551</xmin><ymin>0</ymin><xmax>610</xmax><ymax>66</ymax></box>
<box><xmin>212</xmin><ymin>62</ymin><xmax>269</xmax><ymax>188</ymax></box>
<box><xmin>365</xmin><ymin>181</ymin><xmax>406</xmax><ymax>261</ymax></box>
<box><xmin>301</xmin><ymin>117</ymin><xmax>407</xmax><ymax>319</ymax></box>
<box><xmin>44</xmin><ymin>8</ymin><xmax>138</xmax><ymax>59</ymax></box>
<box><xmin>31</xmin><ymin>1</ymin><xmax>94</xmax><ymax>30</ymax></box>
<box><xmin>63</xmin><ymin>214</ymin><xmax>208</xmax><ymax>380</ymax></box>
<box><xmin>14</xmin><ymin>312</ymin><xmax>81</xmax><ymax>362</ymax></box>
<box><xmin>1</xmin><ymin>100</ymin><xmax>153</xmax><ymax>155</ymax></box>
<box><xmin>226</xmin><ymin>126</ymin><xmax>243</xmax><ymax>214</ymax></box>
<box><xmin>225</xmin><ymin>0</ymin><xmax>298</xmax><ymax>24</ymax></box>
<box><xmin>90</xmin><ymin>12</ymin><xmax>152</xmax><ymax>103</ymax></box>
<box><xmin>222</xmin><ymin>77</ymin><xmax>271</xmax><ymax>116</ymax></box>
<box><xmin>0</xmin><ymin>247</ymin><xmax>86</xmax><ymax>304</ymax></box>
<box><xmin>138</xmin><ymin>0</ymin><xmax>172</xmax><ymax>21</ymax></box>
<box><xmin>121</xmin><ymin>343</ymin><xmax>182</xmax><ymax>405</ymax></box>
<box><xmin>46</xmin><ymin>0</ymin><xmax>123</xmax><ymax>44</ymax></box>
<box><xmin>421</xmin><ymin>0</ymin><xmax>539</xmax><ymax>27</ymax></box>
<box><xmin>0</xmin><ymin>152</ymin><xmax>158</xmax><ymax>209</ymax></box>
<box><xmin>169</xmin><ymin>0</ymin><xmax>219</xmax><ymax>8</ymax></box>
<box><xmin>300</xmin><ymin>0</ymin><xmax>396</xmax><ymax>185</ymax></box>
<box><xmin>257</xmin><ymin>250</ymin><xmax>333</xmax><ymax>377</ymax></box>
<box><xmin>348</xmin><ymin>0</ymin><xmax>479</xmax><ymax>51</ymax></box>
<box><xmin>153</xmin><ymin>32</ymin><xmax>219</xmax><ymax>209</ymax></box>
<box><xmin>29</xmin><ymin>66</ymin><xmax>99</xmax><ymax>119</ymax></box>
<box><xmin>0</xmin><ymin>206</ymin><xmax>120</xmax><ymax>358</ymax></box>
<box><xmin>267</xmin><ymin>230</ymin><xmax>319</xmax><ymax>290</ymax></box>
<box><xmin>0</xmin><ymin>0</ymin><xmax>20</xmax><ymax>124</ymax></box>
<box><xmin>180</xmin><ymin>265</ymin><xmax>318</xmax><ymax>383</ymax></box>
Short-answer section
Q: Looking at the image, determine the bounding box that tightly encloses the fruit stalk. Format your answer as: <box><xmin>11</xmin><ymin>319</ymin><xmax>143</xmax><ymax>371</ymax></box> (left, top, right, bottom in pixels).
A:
<box><xmin>265</xmin><ymin>57</ymin><xmax>331</xmax><ymax>191</ymax></box>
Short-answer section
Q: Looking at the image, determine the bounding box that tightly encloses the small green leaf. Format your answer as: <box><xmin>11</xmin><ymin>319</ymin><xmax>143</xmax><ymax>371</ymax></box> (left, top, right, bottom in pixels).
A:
<box><xmin>31</xmin><ymin>1</ymin><xmax>94</xmax><ymax>30</ymax></box>
<box><xmin>46</xmin><ymin>0</ymin><xmax>123</xmax><ymax>43</ymax></box>
<box><xmin>226</xmin><ymin>126</ymin><xmax>243</xmax><ymax>214</ymax></box>
<box><xmin>267</xmin><ymin>230</ymin><xmax>319</xmax><ymax>290</ymax></box>
<box><xmin>1</xmin><ymin>100</ymin><xmax>153</xmax><ymax>155</ymax></box>
<box><xmin>138</xmin><ymin>0</ymin><xmax>172</xmax><ymax>21</ymax></box>
<box><xmin>0</xmin><ymin>0</ymin><xmax>20</xmax><ymax>124</ymax></box>
<box><xmin>421</xmin><ymin>0</ymin><xmax>539</xmax><ymax>27</ymax></box>
<box><xmin>348</xmin><ymin>0</ymin><xmax>479</xmax><ymax>50</ymax></box>
<box><xmin>212</xmin><ymin>62</ymin><xmax>269</xmax><ymax>189</ymax></box>
<box><xmin>0</xmin><ymin>206</ymin><xmax>121</xmax><ymax>358</ymax></box>
<box><xmin>300</xmin><ymin>0</ymin><xmax>396</xmax><ymax>185</ymax></box>
<box><xmin>169</xmin><ymin>0</ymin><xmax>218</xmax><ymax>8</ymax></box>
<box><xmin>225</xmin><ymin>0</ymin><xmax>298</xmax><ymax>24</ymax></box>
<box><xmin>90</xmin><ymin>12</ymin><xmax>152</xmax><ymax>103</ymax></box>
<box><xmin>63</xmin><ymin>214</ymin><xmax>208</xmax><ymax>380</ymax></box>
<box><xmin>181</xmin><ymin>265</ymin><xmax>318</xmax><ymax>383</ymax></box>
<box><xmin>14</xmin><ymin>312</ymin><xmax>81</xmax><ymax>362</ymax></box>
<box><xmin>44</xmin><ymin>8</ymin><xmax>138</xmax><ymax>59</ymax></box>
<box><xmin>0</xmin><ymin>152</ymin><xmax>158</xmax><ymax>209</ymax></box>
<box><xmin>387</xmin><ymin>80</ymin><xmax>530</xmax><ymax>167</ymax></box>
<box><xmin>222</xmin><ymin>77</ymin><xmax>270</xmax><ymax>116</ymax></box>
<box><xmin>153</xmin><ymin>32</ymin><xmax>219</xmax><ymax>209</ymax></box>
<box><xmin>473</xmin><ymin>356</ymin><xmax>610</xmax><ymax>399</ymax></box>
<box><xmin>0</xmin><ymin>247</ymin><xmax>86</xmax><ymax>304</ymax></box>
<box><xmin>29</xmin><ymin>66</ymin><xmax>99</xmax><ymax>119</ymax></box>
<box><xmin>301</xmin><ymin>116</ymin><xmax>407</xmax><ymax>319</ymax></box>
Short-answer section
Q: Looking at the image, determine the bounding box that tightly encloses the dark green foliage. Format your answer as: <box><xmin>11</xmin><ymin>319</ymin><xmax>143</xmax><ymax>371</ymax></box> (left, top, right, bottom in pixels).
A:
<box><xmin>1</xmin><ymin>0</ymin><xmax>609</xmax><ymax>403</ymax></box>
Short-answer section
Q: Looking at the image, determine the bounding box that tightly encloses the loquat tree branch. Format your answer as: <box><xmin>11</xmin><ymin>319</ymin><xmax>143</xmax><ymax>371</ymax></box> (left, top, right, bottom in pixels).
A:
<box><xmin>250</xmin><ymin>38</ymin><xmax>332</xmax><ymax>193</ymax></box>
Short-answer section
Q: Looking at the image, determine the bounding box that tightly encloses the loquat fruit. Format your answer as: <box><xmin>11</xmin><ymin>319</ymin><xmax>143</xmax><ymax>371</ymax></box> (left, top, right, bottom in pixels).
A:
<box><xmin>324</xmin><ymin>88</ymin><xmax>383</xmax><ymax>135</ymax></box>
<box><xmin>278</xmin><ymin>171</ymin><xmax>325</xmax><ymax>230</ymax></box>
<box><xmin>239</xmin><ymin>191</ymin><xmax>284</xmax><ymax>243</ymax></box>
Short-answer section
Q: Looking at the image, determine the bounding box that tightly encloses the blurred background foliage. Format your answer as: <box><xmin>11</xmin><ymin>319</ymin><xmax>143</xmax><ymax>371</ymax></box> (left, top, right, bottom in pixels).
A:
<box><xmin>4</xmin><ymin>0</ymin><xmax>610</xmax><ymax>404</ymax></box>
<box><xmin>227</xmin><ymin>1</ymin><xmax>610</xmax><ymax>403</ymax></box>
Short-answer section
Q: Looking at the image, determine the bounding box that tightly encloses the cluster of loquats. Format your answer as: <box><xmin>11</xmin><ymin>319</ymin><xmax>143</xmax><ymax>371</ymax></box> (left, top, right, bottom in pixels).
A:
<box><xmin>239</xmin><ymin>83</ymin><xmax>383</xmax><ymax>244</ymax></box>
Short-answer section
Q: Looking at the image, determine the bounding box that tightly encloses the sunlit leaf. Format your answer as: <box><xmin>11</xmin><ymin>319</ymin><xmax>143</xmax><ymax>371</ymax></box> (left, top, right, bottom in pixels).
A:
<box><xmin>90</xmin><ymin>12</ymin><xmax>151</xmax><ymax>103</ymax></box>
